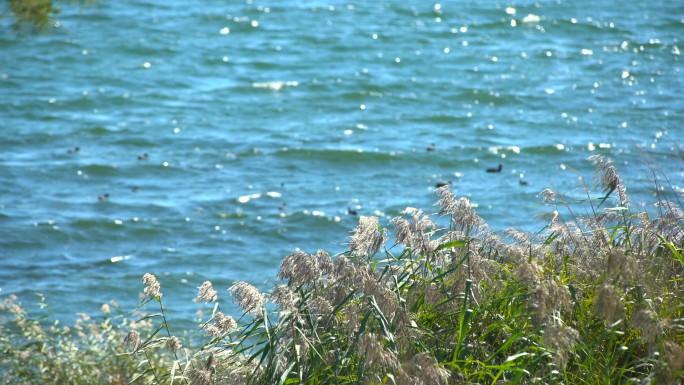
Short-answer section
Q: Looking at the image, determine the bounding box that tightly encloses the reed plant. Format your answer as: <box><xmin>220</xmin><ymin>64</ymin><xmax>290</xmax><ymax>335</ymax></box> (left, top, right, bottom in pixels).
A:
<box><xmin>1</xmin><ymin>154</ymin><xmax>682</xmax><ymax>384</ymax></box>
<box><xmin>0</xmin><ymin>294</ymin><xmax>155</xmax><ymax>384</ymax></box>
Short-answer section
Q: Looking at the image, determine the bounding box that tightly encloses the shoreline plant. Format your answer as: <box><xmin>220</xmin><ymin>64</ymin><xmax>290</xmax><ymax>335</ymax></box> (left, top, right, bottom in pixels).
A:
<box><xmin>1</xmin><ymin>154</ymin><xmax>683</xmax><ymax>384</ymax></box>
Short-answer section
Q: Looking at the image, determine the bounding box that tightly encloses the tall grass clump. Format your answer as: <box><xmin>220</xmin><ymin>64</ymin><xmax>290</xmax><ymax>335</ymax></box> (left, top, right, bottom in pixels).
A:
<box><xmin>0</xmin><ymin>295</ymin><xmax>157</xmax><ymax>384</ymax></box>
<box><xmin>1</xmin><ymin>154</ymin><xmax>683</xmax><ymax>384</ymax></box>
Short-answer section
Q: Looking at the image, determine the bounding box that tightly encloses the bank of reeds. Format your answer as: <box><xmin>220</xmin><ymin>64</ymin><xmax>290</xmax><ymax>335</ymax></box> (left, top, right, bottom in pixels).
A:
<box><xmin>1</xmin><ymin>154</ymin><xmax>683</xmax><ymax>384</ymax></box>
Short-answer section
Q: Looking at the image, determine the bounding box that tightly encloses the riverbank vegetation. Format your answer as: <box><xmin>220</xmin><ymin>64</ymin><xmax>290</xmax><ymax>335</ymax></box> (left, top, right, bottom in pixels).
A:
<box><xmin>1</xmin><ymin>154</ymin><xmax>683</xmax><ymax>384</ymax></box>
<box><xmin>3</xmin><ymin>0</ymin><xmax>94</xmax><ymax>31</ymax></box>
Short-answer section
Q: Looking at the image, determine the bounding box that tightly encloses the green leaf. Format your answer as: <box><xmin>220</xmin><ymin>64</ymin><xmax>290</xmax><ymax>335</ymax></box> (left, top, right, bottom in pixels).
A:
<box><xmin>435</xmin><ymin>240</ymin><xmax>467</xmax><ymax>251</ymax></box>
<box><xmin>504</xmin><ymin>352</ymin><xmax>531</xmax><ymax>362</ymax></box>
<box><xmin>278</xmin><ymin>362</ymin><xmax>297</xmax><ymax>385</ymax></box>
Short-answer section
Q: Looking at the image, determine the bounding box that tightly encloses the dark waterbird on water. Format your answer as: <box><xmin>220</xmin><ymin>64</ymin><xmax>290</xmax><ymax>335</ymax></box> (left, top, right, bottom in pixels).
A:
<box><xmin>426</xmin><ymin>143</ymin><xmax>436</xmax><ymax>152</ymax></box>
<box><xmin>98</xmin><ymin>193</ymin><xmax>109</xmax><ymax>201</ymax></box>
<box><xmin>67</xmin><ymin>147</ymin><xmax>80</xmax><ymax>154</ymax></box>
<box><xmin>138</xmin><ymin>153</ymin><xmax>149</xmax><ymax>160</ymax></box>
<box><xmin>486</xmin><ymin>164</ymin><xmax>503</xmax><ymax>173</ymax></box>
<box><xmin>347</xmin><ymin>207</ymin><xmax>358</xmax><ymax>216</ymax></box>
<box><xmin>435</xmin><ymin>181</ymin><xmax>452</xmax><ymax>188</ymax></box>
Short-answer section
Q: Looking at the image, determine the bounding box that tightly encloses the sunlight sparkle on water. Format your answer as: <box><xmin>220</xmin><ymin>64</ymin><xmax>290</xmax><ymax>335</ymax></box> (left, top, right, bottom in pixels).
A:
<box><xmin>238</xmin><ymin>193</ymin><xmax>261</xmax><ymax>203</ymax></box>
<box><xmin>522</xmin><ymin>14</ymin><xmax>541</xmax><ymax>23</ymax></box>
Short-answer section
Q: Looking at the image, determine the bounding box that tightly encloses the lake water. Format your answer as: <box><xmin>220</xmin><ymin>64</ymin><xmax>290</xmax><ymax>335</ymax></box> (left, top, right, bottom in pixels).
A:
<box><xmin>1</xmin><ymin>0</ymin><xmax>682</xmax><ymax>327</ymax></box>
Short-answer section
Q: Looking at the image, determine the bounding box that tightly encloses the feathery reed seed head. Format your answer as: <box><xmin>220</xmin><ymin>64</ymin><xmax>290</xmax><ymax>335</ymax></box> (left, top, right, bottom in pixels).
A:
<box><xmin>203</xmin><ymin>324</ymin><xmax>220</xmax><ymax>336</ymax></box>
<box><xmin>214</xmin><ymin>312</ymin><xmax>238</xmax><ymax>333</ymax></box>
<box><xmin>349</xmin><ymin>216</ymin><xmax>387</xmax><ymax>257</ymax></box>
<box><xmin>188</xmin><ymin>368</ymin><xmax>212</xmax><ymax>385</ymax></box>
<box><xmin>165</xmin><ymin>336</ymin><xmax>182</xmax><ymax>352</ymax></box>
<box><xmin>270</xmin><ymin>284</ymin><xmax>299</xmax><ymax>312</ymax></box>
<box><xmin>589</xmin><ymin>154</ymin><xmax>629</xmax><ymax>207</ymax></box>
<box><xmin>516</xmin><ymin>260</ymin><xmax>543</xmax><ymax>286</ymax></box>
<box><xmin>358</xmin><ymin>333</ymin><xmax>400</xmax><ymax>372</ymax></box>
<box><xmin>406</xmin><ymin>352</ymin><xmax>451</xmax><ymax>385</ymax></box>
<box><xmin>659</xmin><ymin>342</ymin><xmax>684</xmax><ymax>384</ymax></box>
<box><xmin>229</xmin><ymin>281</ymin><xmax>266</xmax><ymax>316</ymax></box>
<box><xmin>316</xmin><ymin>249</ymin><xmax>334</xmax><ymax>274</ymax></box>
<box><xmin>278</xmin><ymin>250</ymin><xmax>322</xmax><ymax>286</ymax></box>
<box><xmin>436</xmin><ymin>188</ymin><xmax>483</xmax><ymax>231</ymax></box>
<box><xmin>595</xmin><ymin>284</ymin><xmax>624</xmax><ymax>323</ymax></box>
<box><xmin>141</xmin><ymin>273</ymin><xmax>162</xmax><ymax>298</ymax></box>
<box><xmin>539</xmin><ymin>188</ymin><xmax>557</xmax><ymax>203</ymax></box>
<box><xmin>196</xmin><ymin>281</ymin><xmax>218</xmax><ymax>303</ymax></box>
<box><xmin>532</xmin><ymin>277</ymin><xmax>572</xmax><ymax>323</ymax></box>
<box><xmin>542</xmin><ymin>322</ymin><xmax>579</xmax><ymax>368</ymax></box>
<box><xmin>204</xmin><ymin>312</ymin><xmax>239</xmax><ymax>336</ymax></box>
<box><xmin>392</xmin><ymin>207</ymin><xmax>438</xmax><ymax>255</ymax></box>
<box><xmin>632</xmin><ymin>309</ymin><xmax>662</xmax><ymax>344</ymax></box>
<box><xmin>123</xmin><ymin>330</ymin><xmax>141</xmax><ymax>352</ymax></box>
<box><xmin>307</xmin><ymin>296</ymin><xmax>333</xmax><ymax>317</ymax></box>
<box><xmin>606</xmin><ymin>249</ymin><xmax>637</xmax><ymax>283</ymax></box>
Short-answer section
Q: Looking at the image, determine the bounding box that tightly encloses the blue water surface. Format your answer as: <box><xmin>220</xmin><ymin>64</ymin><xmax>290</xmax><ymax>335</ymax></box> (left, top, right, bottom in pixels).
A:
<box><xmin>1</xmin><ymin>0</ymin><xmax>682</xmax><ymax>327</ymax></box>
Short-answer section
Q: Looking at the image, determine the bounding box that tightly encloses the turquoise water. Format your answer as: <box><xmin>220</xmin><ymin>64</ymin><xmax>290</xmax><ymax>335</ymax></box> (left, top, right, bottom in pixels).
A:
<box><xmin>1</xmin><ymin>1</ymin><xmax>682</xmax><ymax>326</ymax></box>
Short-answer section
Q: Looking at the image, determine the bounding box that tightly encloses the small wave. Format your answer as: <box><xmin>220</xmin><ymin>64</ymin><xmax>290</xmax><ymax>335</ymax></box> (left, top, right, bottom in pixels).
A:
<box><xmin>408</xmin><ymin>114</ymin><xmax>468</xmax><ymax>124</ymax></box>
<box><xmin>112</xmin><ymin>137</ymin><xmax>157</xmax><ymax>147</ymax></box>
<box><xmin>235</xmin><ymin>191</ymin><xmax>283</xmax><ymax>204</ymax></box>
<box><xmin>251</xmin><ymin>81</ymin><xmax>299</xmax><ymax>91</ymax></box>
<box><xmin>524</xmin><ymin>144</ymin><xmax>577</xmax><ymax>155</ymax></box>
<box><xmin>275</xmin><ymin>148</ymin><xmax>399</xmax><ymax>164</ymax></box>
<box><xmin>69</xmin><ymin>218</ymin><xmax>173</xmax><ymax>239</ymax></box>
<box><xmin>488</xmin><ymin>145</ymin><xmax>522</xmax><ymax>155</ymax></box>
<box><xmin>80</xmin><ymin>164</ymin><xmax>120</xmax><ymax>176</ymax></box>
<box><xmin>216</xmin><ymin>212</ymin><xmax>248</xmax><ymax>219</ymax></box>
<box><xmin>71</xmin><ymin>218</ymin><xmax>124</xmax><ymax>229</ymax></box>
<box><xmin>287</xmin><ymin>210</ymin><xmax>346</xmax><ymax>228</ymax></box>
<box><xmin>89</xmin><ymin>255</ymin><xmax>133</xmax><ymax>267</ymax></box>
<box><xmin>521</xmin><ymin>14</ymin><xmax>541</xmax><ymax>23</ymax></box>
<box><xmin>82</xmin><ymin>126</ymin><xmax>114</xmax><ymax>135</ymax></box>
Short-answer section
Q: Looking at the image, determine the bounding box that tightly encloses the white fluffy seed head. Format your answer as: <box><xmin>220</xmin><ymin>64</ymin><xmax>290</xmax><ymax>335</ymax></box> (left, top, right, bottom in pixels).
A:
<box><xmin>229</xmin><ymin>281</ymin><xmax>266</xmax><ymax>316</ymax></box>
<box><xmin>349</xmin><ymin>216</ymin><xmax>387</xmax><ymax>257</ymax></box>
